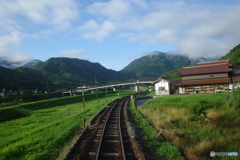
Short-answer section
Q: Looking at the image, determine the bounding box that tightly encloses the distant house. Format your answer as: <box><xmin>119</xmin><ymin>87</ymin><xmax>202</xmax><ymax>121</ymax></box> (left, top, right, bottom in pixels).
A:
<box><xmin>154</xmin><ymin>77</ymin><xmax>177</xmax><ymax>95</ymax></box>
<box><xmin>174</xmin><ymin>60</ymin><xmax>240</xmax><ymax>94</ymax></box>
<box><xmin>0</xmin><ymin>92</ymin><xmax>5</xmax><ymax>97</ymax></box>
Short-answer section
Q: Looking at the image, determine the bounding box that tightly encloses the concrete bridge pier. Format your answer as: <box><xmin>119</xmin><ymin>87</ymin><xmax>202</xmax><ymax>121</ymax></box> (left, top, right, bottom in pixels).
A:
<box><xmin>69</xmin><ymin>90</ymin><xmax>73</xmax><ymax>96</ymax></box>
<box><xmin>135</xmin><ymin>80</ymin><xmax>140</xmax><ymax>92</ymax></box>
<box><xmin>135</xmin><ymin>85</ymin><xmax>139</xmax><ymax>92</ymax></box>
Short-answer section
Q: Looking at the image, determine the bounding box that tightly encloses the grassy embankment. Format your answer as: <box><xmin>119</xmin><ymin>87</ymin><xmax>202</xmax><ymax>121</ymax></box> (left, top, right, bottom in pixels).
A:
<box><xmin>137</xmin><ymin>92</ymin><xmax>240</xmax><ymax>160</ymax></box>
<box><xmin>0</xmin><ymin>91</ymin><xmax>131</xmax><ymax>160</ymax></box>
<box><xmin>130</xmin><ymin>92</ymin><xmax>184</xmax><ymax>160</ymax></box>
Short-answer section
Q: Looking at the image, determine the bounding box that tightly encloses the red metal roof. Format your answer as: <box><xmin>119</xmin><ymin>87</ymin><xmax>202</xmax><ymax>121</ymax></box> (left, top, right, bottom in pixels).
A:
<box><xmin>174</xmin><ymin>78</ymin><xmax>231</xmax><ymax>86</ymax></box>
<box><xmin>161</xmin><ymin>77</ymin><xmax>177</xmax><ymax>83</ymax></box>
<box><xmin>154</xmin><ymin>77</ymin><xmax>177</xmax><ymax>84</ymax></box>
<box><xmin>173</xmin><ymin>81</ymin><xmax>182</xmax><ymax>86</ymax></box>
<box><xmin>179</xmin><ymin>63</ymin><xmax>232</xmax><ymax>76</ymax></box>
<box><xmin>196</xmin><ymin>60</ymin><xmax>231</xmax><ymax>66</ymax></box>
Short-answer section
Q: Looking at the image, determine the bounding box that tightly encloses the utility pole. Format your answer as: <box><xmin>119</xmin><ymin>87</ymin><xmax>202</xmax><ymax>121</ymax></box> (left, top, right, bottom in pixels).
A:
<box><xmin>105</xmin><ymin>87</ymin><xmax>108</xmax><ymax>103</ymax></box>
<box><xmin>106</xmin><ymin>87</ymin><xmax>107</xmax><ymax>97</ymax></box>
<box><xmin>82</xmin><ymin>89</ymin><xmax>86</xmax><ymax>129</ymax></box>
<box><xmin>95</xmin><ymin>76</ymin><xmax>100</xmax><ymax>109</ymax></box>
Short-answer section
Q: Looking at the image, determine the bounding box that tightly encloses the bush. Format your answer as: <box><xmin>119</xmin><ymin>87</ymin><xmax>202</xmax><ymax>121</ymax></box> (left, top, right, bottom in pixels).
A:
<box><xmin>188</xmin><ymin>100</ymin><xmax>213</xmax><ymax>124</ymax></box>
<box><xmin>6</xmin><ymin>93</ymin><xmax>21</xmax><ymax>101</ymax></box>
<box><xmin>157</xmin><ymin>142</ymin><xmax>184</xmax><ymax>160</ymax></box>
<box><xmin>22</xmin><ymin>89</ymin><xmax>33</xmax><ymax>101</ymax></box>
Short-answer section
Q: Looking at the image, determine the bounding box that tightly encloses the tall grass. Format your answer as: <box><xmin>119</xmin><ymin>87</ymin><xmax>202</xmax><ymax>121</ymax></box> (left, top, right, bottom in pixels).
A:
<box><xmin>129</xmin><ymin>98</ymin><xmax>184</xmax><ymax>160</ymax></box>
<box><xmin>0</xmin><ymin>91</ymin><xmax>130</xmax><ymax>160</ymax></box>
<box><xmin>138</xmin><ymin>93</ymin><xmax>240</xmax><ymax>160</ymax></box>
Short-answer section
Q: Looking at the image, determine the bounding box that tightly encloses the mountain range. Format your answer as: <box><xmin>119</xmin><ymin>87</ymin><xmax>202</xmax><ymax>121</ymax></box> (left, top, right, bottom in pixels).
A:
<box><xmin>1</xmin><ymin>44</ymin><xmax>239</xmax><ymax>90</ymax></box>
<box><xmin>0</xmin><ymin>57</ymin><xmax>130</xmax><ymax>90</ymax></box>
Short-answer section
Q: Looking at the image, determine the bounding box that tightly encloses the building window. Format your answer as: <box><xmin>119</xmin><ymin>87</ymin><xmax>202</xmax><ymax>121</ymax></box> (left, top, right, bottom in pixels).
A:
<box><xmin>210</xmin><ymin>75</ymin><xmax>214</xmax><ymax>77</ymax></box>
<box><xmin>159</xmin><ymin>87</ymin><xmax>165</xmax><ymax>91</ymax></box>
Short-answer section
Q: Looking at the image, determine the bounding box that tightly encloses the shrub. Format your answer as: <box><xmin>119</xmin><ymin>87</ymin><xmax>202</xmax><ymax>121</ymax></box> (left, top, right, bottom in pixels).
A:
<box><xmin>6</xmin><ymin>93</ymin><xmax>21</xmax><ymax>101</ymax></box>
<box><xmin>157</xmin><ymin>142</ymin><xmax>184</xmax><ymax>160</ymax></box>
<box><xmin>22</xmin><ymin>89</ymin><xmax>33</xmax><ymax>101</ymax></box>
<box><xmin>188</xmin><ymin>100</ymin><xmax>213</xmax><ymax>124</ymax></box>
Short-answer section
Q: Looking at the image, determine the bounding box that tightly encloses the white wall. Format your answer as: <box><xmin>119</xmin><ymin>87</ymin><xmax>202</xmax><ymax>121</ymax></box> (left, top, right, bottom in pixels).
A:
<box><xmin>155</xmin><ymin>79</ymin><xmax>170</xmax><ymax>95</ymax></box>
<box><xmin>179</xmin><ymin>86</ymin><xmax>183</xmax><ymax>94</ymax></box>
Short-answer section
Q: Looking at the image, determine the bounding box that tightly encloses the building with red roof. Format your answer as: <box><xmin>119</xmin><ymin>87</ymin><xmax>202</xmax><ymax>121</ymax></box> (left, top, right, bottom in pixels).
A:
<box><xmin>175</xmin><ymin>60</ymin><xmax>240</xmax><ymax>94</ymax></box>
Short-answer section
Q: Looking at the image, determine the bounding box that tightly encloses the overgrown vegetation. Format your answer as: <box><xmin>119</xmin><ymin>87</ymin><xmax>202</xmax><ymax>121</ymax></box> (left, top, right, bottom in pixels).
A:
<box><xmin>187</xmin><ymin>100</ymin><xmax>213</xmax><ymax>124</ymax></box>
<box><xmin>138</xmin><ymin>93</ymin><xmax>240</xmax><ymax>160</ymax></box>
<box><xmin>129</xmin><ymin>94</ymin><xmax>184</xmax><ymax>160</ymax></box>
<box><xmin>0</xmin><ymin>91</ymin><xmax>130</xmax><ymax>160</ymax></box>
<box><xmin>231</xmin><ymin>87</ymin><xmax>240</xmax><ymax>114</ymax></box>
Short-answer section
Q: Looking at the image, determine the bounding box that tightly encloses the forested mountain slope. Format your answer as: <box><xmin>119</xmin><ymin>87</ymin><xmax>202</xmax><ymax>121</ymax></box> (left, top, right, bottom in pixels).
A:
<box><xmin>120</xmin><ymin>51</ymin><xmax>216</xmax><ymax>78</ymax></box>
<box><xmin>219</xmin><ymin>44</ymin><xmax>240</xmax><ymax>69</ymax></box>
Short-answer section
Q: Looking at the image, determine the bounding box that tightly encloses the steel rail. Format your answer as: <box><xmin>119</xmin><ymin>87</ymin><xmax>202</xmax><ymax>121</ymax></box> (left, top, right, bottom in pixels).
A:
<box><xmin>95</xmin><ymin>96</ymin><xmax>129</xmax><ymax>160</ymax></box>
<box><xmin>95</xmin><ymin>100</ymin><xmax>117</xmax><ymax>160</ymax></box>
<box><xmin>118</xmin><ymin>97</ymin><xmax>127</xmax><ymax>160</ymax></box>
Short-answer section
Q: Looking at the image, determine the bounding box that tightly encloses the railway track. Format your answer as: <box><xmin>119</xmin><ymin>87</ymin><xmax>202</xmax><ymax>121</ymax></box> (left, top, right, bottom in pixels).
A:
<box><xmin>65</xmin><ymin>96</ymin><xmax>139</xmax><ymax>160</ymax></box>
<box><xmin>93</xmin><ymin>96</ymin><xmax>136</xmax><ymax>160</ymax></box>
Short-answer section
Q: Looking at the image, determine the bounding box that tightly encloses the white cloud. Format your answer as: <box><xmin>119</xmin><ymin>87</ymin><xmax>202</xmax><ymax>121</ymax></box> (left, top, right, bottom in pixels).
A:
<box><xmin>0</xmin><ymin>0</ymin><xmax>79</xmax><ymax>32</ymax></box>
<box><xmin>116</xmin><ymin>1</ymin><xmax>240</xmax><ymax>58</ymax></box>
<box><xmin>0</xmin><ymin>31</ymin><xmax>21</xmax><ymax>48</ymax></box>
<box><xmin>175</xmin><ymin>38</ymin><xmax>237</xmax><ymax>59</ymax></box>
<box><xmin>87</xmin><ymin>0</ymin><xmax>133</xmax><ymax>20</ymax></box>
<box><xmin>78</xmin><ymin>20</ymin><xmax>116</xmax><ymax>40</ymax></box>
<box><xmin>9</xmin><ymin>51</ymin><xmax>32</xmax><ymax>62</ymax></box>
<box><xmin>59</xmin><ymin>49</ymin><xmax>84</xmax><ymax>59</ymax></box>
<box><xmin>0</xmin><ymin>30</ymin><xmax>33</xmax><ymax>62</ymax></box>
<box><xmin>0</xmin><ymin>50</ymin><xmax>32</xmax><ymax>63</ymax></box>
<box><xmin>0</xmin><ymin>0</ymin><xmax>80</xmax><ymax>62</ymax></box>
<box><xmin>1</xmin><ymin>0</ymin><xmax>240</xmax><ymax>65</ymax></box>
<box><xmin>129</xmin><ymin>0</ymin><xmax>148</xmax><ymax>9</ymax></box>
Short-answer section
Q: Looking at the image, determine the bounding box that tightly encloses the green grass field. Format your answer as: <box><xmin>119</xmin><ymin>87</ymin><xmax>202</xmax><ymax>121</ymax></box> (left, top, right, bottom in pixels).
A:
<box><xmin>137</xmin><ymin>93</ymin><xmax>240</xmax><ymax>160</ymax></box>
<box><xmin>0</xmin><ymin>91</ymin><xmax>132</xmax><ymax>160</ymax></box>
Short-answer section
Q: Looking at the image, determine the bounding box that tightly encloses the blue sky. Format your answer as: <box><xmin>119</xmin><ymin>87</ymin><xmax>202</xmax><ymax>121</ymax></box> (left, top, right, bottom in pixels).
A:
<box><xmin>1</xmin><ymin>0</ymin><xmax>240</xmax><ymax>71</ymax></box>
